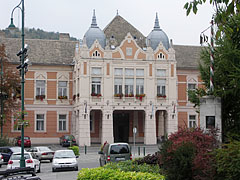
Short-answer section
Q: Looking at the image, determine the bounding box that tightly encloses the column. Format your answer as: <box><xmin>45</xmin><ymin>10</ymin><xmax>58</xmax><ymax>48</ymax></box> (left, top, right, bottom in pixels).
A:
<box><xmin>144</xmin><ymin>110</ymin><xmax>157</xmax><ymax>144</ymax></box>
<box><xmin>157</xmin><ymin>111</ymin><xmax>164</xmax><ymax>141</ymax></box>
<box><xmin>78</xmin><ymin>105</ymin><xmax>90</xmax><ymax>146</ymax></box>
<box><xmin>101</xmin><ymin>110</ymin><xmax>114</xmax><ymax>144</ymax></box>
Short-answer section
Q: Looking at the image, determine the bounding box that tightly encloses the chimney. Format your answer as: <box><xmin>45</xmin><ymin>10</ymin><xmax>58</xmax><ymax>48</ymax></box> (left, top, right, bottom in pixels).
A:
<box><xmin>59</xmin><ymin>33</ymin><xmax>70</xmax><ymax>41</ymax></box>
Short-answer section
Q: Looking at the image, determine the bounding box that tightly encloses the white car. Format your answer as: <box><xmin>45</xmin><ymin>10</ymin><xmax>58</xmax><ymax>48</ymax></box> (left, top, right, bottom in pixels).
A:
<box><xmin>52</xmin><ymin>150</ymin><xmax>78</xmax><ymax>172</ymax></box>
<box><xmin>0</xmin><ymin>153</ymin><xmax>4</xmax><ymax>168</ymax></box>
<box><xmin>28</xmin><ymin>146</ymin><xmax>54</xmax><ymax>162</ymax></box>
<box><xmin>7</xmin><ymin>152</ymin><xmax>41</xmax><ymax>173</ymax></box>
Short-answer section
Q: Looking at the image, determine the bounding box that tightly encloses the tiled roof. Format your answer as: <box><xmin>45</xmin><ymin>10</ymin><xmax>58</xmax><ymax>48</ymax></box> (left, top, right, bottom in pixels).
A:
<box><xmin>104</xmin><ymin>15</ymin><xmax>146</xmax><ymax>48</ymax></box>
<box><xmin>173</xmin><ymin>45</ymin><xmax>203</xmax><ymax>69</ymax></box>
<box><xmin>0</xmin><ymin>36</ymin><xmax>76</xmax><ymax>65</ymax></box>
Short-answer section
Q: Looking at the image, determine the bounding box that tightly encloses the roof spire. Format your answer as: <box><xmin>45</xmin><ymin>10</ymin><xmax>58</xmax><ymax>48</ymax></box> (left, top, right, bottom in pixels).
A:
<box><xmin>154</xmin><ymin>12</ymin><xmax>160</xmax><ymax>30</ymax></box>
<box><xmin>91</xmin><ymin>9</ymin><xmax>98</xmax><ymax>28</ymax></box>
<box><xmin>117</xmin><ymin>9</ymin><xmax>119</xmax><ymax>16</ymax></box>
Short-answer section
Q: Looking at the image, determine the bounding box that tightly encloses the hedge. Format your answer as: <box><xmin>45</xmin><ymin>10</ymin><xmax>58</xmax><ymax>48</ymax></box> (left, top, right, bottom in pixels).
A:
<box><xmin>68</xmin><ymin>146</ymin><xmax>79</xmax><ymax>156</ymax></box>
<box><xmin>77</xmin><ymin>167</ymin><xmax>165</xmax><ymax>180</ymax></box>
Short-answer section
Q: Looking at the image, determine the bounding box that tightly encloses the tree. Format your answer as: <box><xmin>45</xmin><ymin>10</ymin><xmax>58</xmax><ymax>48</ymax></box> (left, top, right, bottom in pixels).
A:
<box><xmin>0</xmin><ymin>44</ymin><xmax>20</xmax><ymax>129</ymax></box>
<box><xmin>184</xmin><ymin>1</ymin><xmax>240</xmax><ymax>140</ymax></box>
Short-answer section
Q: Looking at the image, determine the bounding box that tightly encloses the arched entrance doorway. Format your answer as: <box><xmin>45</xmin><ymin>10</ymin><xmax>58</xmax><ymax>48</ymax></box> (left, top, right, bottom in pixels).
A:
<box><xmin>113</xmin><ymin>111</ymin><xmax>129</xmax><ymax>143</ymax></box>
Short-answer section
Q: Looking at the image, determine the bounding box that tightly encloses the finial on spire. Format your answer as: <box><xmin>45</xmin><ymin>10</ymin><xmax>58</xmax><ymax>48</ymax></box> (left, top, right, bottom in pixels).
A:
<box><xmin>154</xmin><ymin>12</ymin><xmax>160</xmax><ymax>30</ymax></box>
<box><xmin>91</xmin><ymin>9</ymin><xmax>98</xmax><ymax>27</ymax></box>
<box><xmin>117</xmin><ymin>10</ymin><xmax>119</xmax><ymax>16</ymax></box>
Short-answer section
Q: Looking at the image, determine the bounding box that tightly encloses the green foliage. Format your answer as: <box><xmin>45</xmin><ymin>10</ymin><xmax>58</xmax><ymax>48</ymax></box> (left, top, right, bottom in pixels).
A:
<box><xmin>104</xmin><ymin>160</ymin><xmax>161</xmax><ymax>174</ymax></box>
<box><xmin>68</xmin><ymin>146</ymin><xmax>79</xmax><ymax>156</ymax></box>
<box><xmin>159</xmin><ymin>128</ymin><xmax>218</xmax><ymax>180</ymax></box>
<box><xmin>3</xmin><ymin>28</ymin><xmax>77</xmax><ymax>41</ymax></box>
<box><xmin>0</xmin><ymin>136</ymin><xmax>14</xmax><ymax>146</ymax></box>
<box><xmin>134</xmin><ymin>152</ymin><xmax>160</xmax><ymax>165</ymax></box>
<box><xmin>77</xmin><ymin>167</ymin><xmax>165</xmax><ymax>180</ymax></box>
<box><xmin>187</xmin><ymin>88</ymin><xmax>207</xmax><ymax>112</ymax></box>
<box><xmin>214</xmin><ymin>141</ymin><xmax>240</xmax><ymax>180</ymax></box>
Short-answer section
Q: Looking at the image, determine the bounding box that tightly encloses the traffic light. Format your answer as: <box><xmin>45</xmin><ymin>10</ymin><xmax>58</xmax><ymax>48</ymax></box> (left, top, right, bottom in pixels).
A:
<box><xmin>16</xmin><ymin>44</ymin><xmax>30</xmax><ymax>74</ymax></box>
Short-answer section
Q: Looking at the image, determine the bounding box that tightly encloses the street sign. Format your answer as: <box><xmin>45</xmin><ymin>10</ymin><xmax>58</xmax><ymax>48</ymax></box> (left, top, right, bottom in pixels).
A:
<box><xmin>133</xmin><ymin>127</ymin><xmax>137</xmax><ymax>134</ymax></box>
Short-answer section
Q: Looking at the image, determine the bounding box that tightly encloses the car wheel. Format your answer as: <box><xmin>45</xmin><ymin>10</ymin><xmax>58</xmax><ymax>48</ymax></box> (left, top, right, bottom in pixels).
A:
<box><xmin>50</xmin><ymin>159</ymin><xmax>53</xmax><ymax>162</ymax></box>
<box><xmin>75</xmin><ymin>167</ymin><xmax>78</xmax><ymax>171</ymax></box>
<box><xmin>32</xmin><ymin>166</ymin><xmax>36</xmax><ymax>176</ymax></box>
<box><xmin>0</xmin><ymin>164</ymin><xmax>2</xmax><ymax>168</ymax></box>
<box><xmin>52</xmin><ymin>168</ymin><xmax>56</xmax><ymax>172</ymax></box>
<box><xmin>37</xmin><ymin>164</ymin><xmax>41</xmax><ymax>173</ymax></box>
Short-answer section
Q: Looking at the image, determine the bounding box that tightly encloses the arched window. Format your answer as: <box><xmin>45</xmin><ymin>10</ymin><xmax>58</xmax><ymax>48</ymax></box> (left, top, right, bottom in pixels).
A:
<box><xmin>92</xmin><ymin>50</ymin><xmax>100</xmax><ymax>57</ymax></box>
<box><xmin>157</xmin><ymin>53</ymin><xmax>165</xmax><ymax>60</ymax></box>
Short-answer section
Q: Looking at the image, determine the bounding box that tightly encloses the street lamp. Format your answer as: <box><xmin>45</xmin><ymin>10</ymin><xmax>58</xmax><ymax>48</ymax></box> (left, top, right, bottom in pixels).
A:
<box><xmin>9</xmin><ymin>0</ymin><xmax>26</xmax><ymax>168</ymax></box>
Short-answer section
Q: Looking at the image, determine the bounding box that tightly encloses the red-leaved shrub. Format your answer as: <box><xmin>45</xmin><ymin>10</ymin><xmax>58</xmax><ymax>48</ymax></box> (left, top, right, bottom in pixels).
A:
<box><xmin>159</xmin><ymin>128</ymin><xmax>218</xmax><ymax>180</ymax></box>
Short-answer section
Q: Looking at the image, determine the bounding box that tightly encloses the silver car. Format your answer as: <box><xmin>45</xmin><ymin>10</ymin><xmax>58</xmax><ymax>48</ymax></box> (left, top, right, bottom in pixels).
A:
<box><xmin>28</xmin><ymin>146</ymin><xmax>54</xmax><ymax>162</ymax></box>
<box><xmin>52</xmin><ymin>150</ymin><xmax>78</xmax><ymax>172</ymax></box>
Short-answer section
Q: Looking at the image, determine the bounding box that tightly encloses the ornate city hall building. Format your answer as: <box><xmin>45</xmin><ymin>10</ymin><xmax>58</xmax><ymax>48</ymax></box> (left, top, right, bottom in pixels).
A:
<box><xmin>0</xmin><ymin>11</ymin><xmax>203</xmax><ymax>146</ymax></box>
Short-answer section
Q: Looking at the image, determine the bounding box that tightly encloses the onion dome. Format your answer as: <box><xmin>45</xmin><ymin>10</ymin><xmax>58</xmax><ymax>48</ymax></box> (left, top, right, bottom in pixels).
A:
<box><xmin>83</xmin><ymin>10</ymin><xmax>106</xmax><ymax>49</ymax></box>
<box><xmin>146</xmin><ymin>13</ymin><xmax>170</xmax><ymax>50</ymax></box>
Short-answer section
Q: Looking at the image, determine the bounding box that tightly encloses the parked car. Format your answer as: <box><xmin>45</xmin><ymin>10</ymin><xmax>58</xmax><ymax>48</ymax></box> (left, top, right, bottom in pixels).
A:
<box><xmin>15</xmin><ymin>136</ymin><xmax>31</xmax><ymax>147</ymax></box>
<box><xmin>59</xmin><ymin>135</ymin><xmax>77</xmax><ymax>147</ymax></box>
<box><xmin>0</xmin><ymin>153</ymin><xmax>4</xmax><ymax>168</ymax></box>
<box><xmin>52</xmin><ymin>150</ymin><xmax>78</xmax><ymax>172</ymax></box>
<box><xmin>0</xmin><ymin>146</ymin><xmax>26</xmax><ymax>164</ymax></box>
<box><xmin>7</xmin><ymin>152</ymin><xmax>41</xmax><ymax>174</ymax></box>
<box><xmin>28</xmin><ymin>146</ymin><xmax>54</xmax><ymax>162</ymax></box>
<box><xmin>98</xmin><ymin>143</ymin><xmax>132</xmax><ymax>166</ymax></box>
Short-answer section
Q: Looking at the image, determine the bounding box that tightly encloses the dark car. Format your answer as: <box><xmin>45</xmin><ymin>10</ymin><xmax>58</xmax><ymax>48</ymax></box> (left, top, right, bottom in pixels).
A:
<box><xmin>15</xmin><ymin>136</ymin><xmax>31</xmax><ymax>148</ymax></box>
<box><xmin>0</xmin><ymin>147</ymin><xmax>26</xmax><ymax>164</ymax></box>
<box><xmin>59</xmin><ymin>135</ymin><xmax>77</xmax><ymax>147</ymax></box>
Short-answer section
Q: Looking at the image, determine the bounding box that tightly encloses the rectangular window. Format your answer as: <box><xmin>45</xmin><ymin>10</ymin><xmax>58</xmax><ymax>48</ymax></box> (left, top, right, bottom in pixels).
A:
<box><xmin>13</xmin><ymin>118</ymin><xmax>21</xmax><ymax>131</ymax></box>
<box><xmin>91</xmin><ymin>77</ymin><xmax>101</xmax><ymax>95</ymax></box>
<box><xmin>36</xmin><ymin>80</ymin><xmax>45</xmax><ymax>96</ymax></box>
<box><xmin>114</xmin><ymin>78</ymin><xmax>123</xmax><ymax>94</ymax></box>
<box><xmin>125</xmin><ymin>78</ymin><xmax>134</xmax><ymax>95</ymax></box>
<box><xmin>126</xmin><ymin>47</ymin><xmax>132</xmax><ymax>56</ymax></box>
<box><xmin>157</xmin><ymin>79</ymin><xmax>166</xmax><ymax>96</ymax></box>
<box><xmin>136</xmin><ymin>78</ymin><xmax>144</xmax><ymax>95</ymax></box>
<box><xmin>59</xmin><ymin>114</ymin><xmax>67</xmax><ymax>131</ymax></box>
<box><xmin>114</xmin><ymin>68</ymin><xmax>123</xmax><ymax>76</ymax></box>
<box><xmin>156</xmin><ymin>69</ymin><xmax>166</xmax><ymax>77</ymax></box>
<box><xmin>189</xmin><ymin>115</ymin><xmax>196</xmax><ymax>128</ymax></box>
<box><xmin>188</xmin><ymin>83</ymin><xmax>196</xmax><ymax>90</ymax></box>
<box><xmin>125</xmin><ymin>68</ymin><xmax>134</xmax><ymax>76</ymax></box>
<box><xmin>136</xmin><ymin>69</ymin><xmax>144</xmax><ymax>77</ymax></box>
<box><xmin>91</xmin><ymin>67</ymin><xmax>101</xmax><ymax>75</ymax></box>
<box><xmin>58</xmin><ymin>81</ymin><xmax>67</xmax><ymax>97</ymax></box>
<box><xmin>36</xmin><ymin>114</ymin><xmax>44</xmax><ymax>131</ymax></box>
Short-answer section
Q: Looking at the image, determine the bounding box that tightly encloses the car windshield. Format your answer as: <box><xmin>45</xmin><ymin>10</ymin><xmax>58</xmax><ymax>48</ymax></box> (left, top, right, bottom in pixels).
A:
<box><xmin>110</xmin><ymin>144</ymin><xmax>129</xmax><ymax>154</ymax></box>
<box><xmin>38</xmin><ymin>147</ymin><xmax>51</xmax><ymax>152</ymax></box>
<box><xmin>64</xmin><ymin>135</ymin><xmax>75</xmax><ymax>140</ymax></box>
<box><xmin>11</xmin><ymin>153</ymin><xmax>30</xmax><ymax>160</ymax></box>
<box><xmin>24</xmin><ymin>137</ymin><xmax>30</xmax><ymax>140</ymax></box>
<box><xmin>54</xmin><ymin>151</ymin><xmax>75</xmax><ymax>158</ymax></box>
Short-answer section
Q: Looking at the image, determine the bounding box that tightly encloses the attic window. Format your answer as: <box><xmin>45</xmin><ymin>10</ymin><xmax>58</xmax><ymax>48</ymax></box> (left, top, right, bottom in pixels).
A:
<box><xmin>111</xmin><ymin>35</ymin><xmax>115</xmax><ymax>39</ymax></box>
<box><xmin>134</xmin><ymin>36</ymin><xmax>137</xmax><ymax>39</ymax></box>
<box><xmin>93</xmin><ymin>50</ymin><xmax>100</xmax><ymax>57</ymax></box>
<box><xmin>157</xmin><ymin>53</ymin><xmax>165</xmax><ymax>60</ymax></box>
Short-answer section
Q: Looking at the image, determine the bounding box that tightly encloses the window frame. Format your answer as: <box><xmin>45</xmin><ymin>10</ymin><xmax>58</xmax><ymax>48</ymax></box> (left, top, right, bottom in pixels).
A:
<box><xmin>91</xmin><ymin>77</ymin><xmax>101</xmax><ymax>95</ymax></box>
<box><xmin>188</xmin><ymin>114</ymin><xmax>197</xmax><ymax>128</ymax></box>
<box><xmin>35</xmin><ymin>113</ymin><xmax>46</xmax><ymax>132</ymax></box>
<box><xmin>58</xmin><ymin>81</ymin><xmax>68</xmax><ymax>97</ymax></box>
<box><xmin>57</xmin><ymin>113</ymin><xmax>68</xmax><ymax>132</ymax></box>
<box><xmin>36</xmin><ymin>80</ymin><xmax>46</xmax><ymax>96</ymax></box>
<box><xmin>157</xmin><ymin>79</ymin><xmax>166</xmax><ymax>96</ymax></box>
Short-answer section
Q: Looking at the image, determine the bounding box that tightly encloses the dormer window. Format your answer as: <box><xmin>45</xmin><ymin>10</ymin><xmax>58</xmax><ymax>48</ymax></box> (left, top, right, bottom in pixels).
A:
<box><xmin>92</xmin><ymin>50</ymin><xmax>100</xmax><ymax>57</ymax></box>
<box><xmin>157</xmin><ymin>53</ymin><xmax>165</xmax><ymax>60</ymax></box>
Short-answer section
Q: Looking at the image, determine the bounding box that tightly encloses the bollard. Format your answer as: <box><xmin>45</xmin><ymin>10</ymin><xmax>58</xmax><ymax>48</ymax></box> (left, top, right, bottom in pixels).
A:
<box><xmin>84</xmin><ymin>145</ymin><xmax>87</xmax><ymax>154</ymax></box>
<box><xmin>143</xmin><ymin>147</ymin><xmax>146</xmax><ymax>156</ymax></box>
<box><xmin>138</xmin><ymin>146</ymin><xmax>140</xmax><ymax>156</ymax></box>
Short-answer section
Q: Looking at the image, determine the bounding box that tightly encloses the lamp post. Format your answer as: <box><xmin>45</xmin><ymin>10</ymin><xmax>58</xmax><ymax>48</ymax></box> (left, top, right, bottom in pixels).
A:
<box><xmin>9</xmin><ymin>0</ymin><xmax>26</xmax><ymax>168</ymax></box>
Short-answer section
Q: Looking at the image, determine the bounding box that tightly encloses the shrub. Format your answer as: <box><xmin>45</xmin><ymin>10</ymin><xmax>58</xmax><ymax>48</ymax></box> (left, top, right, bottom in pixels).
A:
<box><xmin>104</xmin><ymin>160</ymin><xmax>161</xmax><ymax>174</ymax></box>
<box><xmin>159</xmin><ymin>128</ymin><xmax>218</xmax><ymax>180</ymax></box>
<box><xmin>68</xmin><ymin>146</ymin><xmax>79</xmax><ymax>156</ymax></box>
<box><xmin>134</xmin><ymin>152</ymin><xmax>160</xmax><ymax>165</ymax></box>
<box><xmin>77</xmin><ymin>167</ymin><xmax>165</xmax><ymax>180</ymax></box>
<box><xmin>0</xmin><ymin>136</ymin><xmax>13</xmax><ymax>146</ymax></box>
<box><xmin>214</xmin><ymin>141</ymin><xmax>240</xmax><ymax>180</ymax></box>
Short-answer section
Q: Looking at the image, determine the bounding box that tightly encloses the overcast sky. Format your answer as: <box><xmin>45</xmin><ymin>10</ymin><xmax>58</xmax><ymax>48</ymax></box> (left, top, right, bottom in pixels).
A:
<box><xmin>0</xmin><ymin>0</ymin><xmax>214</xmax><ymax>45</ymax></box>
